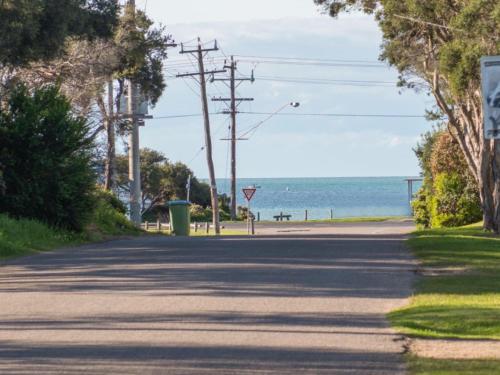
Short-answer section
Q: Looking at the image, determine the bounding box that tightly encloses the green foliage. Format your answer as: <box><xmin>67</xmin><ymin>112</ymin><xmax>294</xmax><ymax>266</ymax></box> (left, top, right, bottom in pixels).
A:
<box><xmin>190</xmin><ymin>204</ymin><xmax>231</xmax><ymax>222</ymax></box>
<box><xmin>389</xmin><ymin>225</ymin><xmax>500</xmax><ymax>341</ymax></box>
<box><xmin>115</xmin><ymin>148</ymin><xmax>211</xmax><ymax>218</ymax></box>
<box><xmin>412</xmin><ymin>130</ymin><xmax>482</xmax><ymax>229</ymax></box>
<box><xmin>430</xmin><ymin>173</ymin><xmax>482</xmax><ymax>228</ymax></box>
<box><xmin>0</xmin><ymin>85</ymin><xmax>96</xmax><ymax>231</ymax></box>
<box><xmin>0</xmin><ymin>191</ymin><xmax>139</xmax><ymax>259</ymax></box>
<box><xmin>114</xmin><ymin>5</ymin><xmax>172</xmax><ymax>106</ymax></box>
<box><xmin>94</xmin><ymin>188</ymin><xmax>127</xmax><ymax>215</ymax></box>
<box><xmin>190</xmin><ymin>204</ymin><xmax>212</xmax><ymax>222</ymax></box>
<box><xmin>412</xmin><ymin>186</ymin><xmax>431</xmax><ymax>228</ymax></box>
<box><xmin>0</xmin><ymin>0</ymin><xmax>118</xmax><ymax>66</ymax></box>
<box><xmin>408</xmin><ymin>356</ymin><xmax>500</xmax><ymax>375</ymax></box>
<box><xmin>90</xmin><ymin>190</ymin><xmax>138</xmax><ymax>236</ymax></box>
<box><xmin>0</xmin><ymin>214</ymin><xmax>80</xmax><ymax>259</ymax></box>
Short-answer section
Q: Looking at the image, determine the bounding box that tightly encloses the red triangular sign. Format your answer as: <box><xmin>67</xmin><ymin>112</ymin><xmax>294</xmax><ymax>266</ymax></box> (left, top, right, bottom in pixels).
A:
<box><xmin>242</xmin><ymin>188</ymin><xmax>257</xmax><ymax>201</ymax></box>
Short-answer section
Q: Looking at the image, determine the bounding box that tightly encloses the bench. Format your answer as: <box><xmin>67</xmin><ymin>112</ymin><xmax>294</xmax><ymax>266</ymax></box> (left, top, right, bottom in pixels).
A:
<box><xmin>273</xmin><ymin>213</ymin><xmax>292</xmax><ymax>222</ymax></box>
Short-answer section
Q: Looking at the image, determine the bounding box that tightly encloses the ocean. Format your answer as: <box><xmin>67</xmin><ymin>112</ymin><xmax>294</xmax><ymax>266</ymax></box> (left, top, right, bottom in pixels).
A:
<box><xmin>216</xmin><ymin>177</ymin><xmax>421</xmax><ymax>221</ymax></box>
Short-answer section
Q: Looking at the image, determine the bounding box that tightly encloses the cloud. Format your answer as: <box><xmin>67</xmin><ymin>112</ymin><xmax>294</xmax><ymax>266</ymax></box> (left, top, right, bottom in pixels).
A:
<box><xmin>169</xmin><ymin>16</ymin><xmax>380</xmax><ymax>47</ymax></box>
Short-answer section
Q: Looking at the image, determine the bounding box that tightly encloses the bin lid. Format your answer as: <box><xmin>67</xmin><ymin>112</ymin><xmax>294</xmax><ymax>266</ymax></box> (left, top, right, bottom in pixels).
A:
<box><xmin>168</xmin><ymin>200</ymin><xmax>191</xmax><ymax>206</ymax></box>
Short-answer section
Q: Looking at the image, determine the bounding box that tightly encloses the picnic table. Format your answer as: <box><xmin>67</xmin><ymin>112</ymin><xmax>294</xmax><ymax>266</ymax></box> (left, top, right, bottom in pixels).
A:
<box><xmin>273</xmin><ymin>213</ymin><xmax>292</xmax><ymax>222</ymax></box>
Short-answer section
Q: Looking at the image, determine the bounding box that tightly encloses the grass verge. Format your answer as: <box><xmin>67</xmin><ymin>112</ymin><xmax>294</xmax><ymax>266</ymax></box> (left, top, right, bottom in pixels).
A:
<box><xmin>0</xmin><ymin>214</ymin><xmax>84</xmax><ymax>259</ymax></box>
<box><xmin>389</xmin><ymin>224</ymin><xmax>500</xmax><ymax>340</ymax></box>
<box><xmin>1</xmin><ymin>198</ymin><xmax>142</xmax><ymax>260</ymax></box>
<box><xmin>407</xmin><ymin>356</ymin><xmax>500</xmax><ymax>374</ymax></box>
<box><xmin>388</xmin><ymin>224</ymin><xmax>500</xmax><ymax>374</ymax></box>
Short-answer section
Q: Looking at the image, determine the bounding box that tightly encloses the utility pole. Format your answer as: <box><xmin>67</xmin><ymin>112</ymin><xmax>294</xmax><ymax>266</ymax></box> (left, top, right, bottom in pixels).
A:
<box><xmin>104</xmin><ymin>80</ymin><xmax>116</xmax><ymax>191</ymax></box>
<box><xmin>211</xmin><ymin>56</ymin><xmax>254</xmax><ymax>220</ymax></box>
<box><xmin>178</xmin><ymin>39</ymin><xmax>226</xmax><ymax>235</ymax></box>
<box><xmin>125</xmin><ymin>0</ymin><xmax>142</xmax><ymax>226</ymax></box>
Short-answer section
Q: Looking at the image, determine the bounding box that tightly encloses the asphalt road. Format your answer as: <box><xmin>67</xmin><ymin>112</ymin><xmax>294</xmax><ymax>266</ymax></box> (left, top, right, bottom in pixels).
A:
<box><xmin>0</xmin><ymin>223</ymin><xmax>416</xmax><ymax>374</ymax></box>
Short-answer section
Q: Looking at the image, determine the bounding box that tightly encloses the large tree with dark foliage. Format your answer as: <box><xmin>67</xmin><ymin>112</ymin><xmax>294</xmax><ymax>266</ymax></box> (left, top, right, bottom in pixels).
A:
<box><xmin>0</xmin><ymin>86</ymin><xmax>96</xmax><ymax>231</ymax></box>
<box><xmin>115</xmin><ymin>149</ymin><xmax>211</xmax><ymax>217</ymax></box>
<box><xmin>315</xmin><ymin>0</ymin><xmax>500</xmax><ymax>231</ymax></box>
<box><xmin>0</xmin><ymin>0</ymin><xmax>118</xmax><ymax>66</ymax></box>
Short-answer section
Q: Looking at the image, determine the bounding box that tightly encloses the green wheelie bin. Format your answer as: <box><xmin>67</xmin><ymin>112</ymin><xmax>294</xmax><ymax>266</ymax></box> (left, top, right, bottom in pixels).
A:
<box><xmin>168</xmin><ymin>201</ymin><xmax>191</xmax><ymax>236</ymax></box>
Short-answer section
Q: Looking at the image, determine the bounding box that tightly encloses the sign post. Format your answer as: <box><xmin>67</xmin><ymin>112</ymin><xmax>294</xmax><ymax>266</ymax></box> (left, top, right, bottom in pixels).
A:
<box><xmin>242</xmin><ymin>187</ymin><xmax>257</xmax><ymax>235</ymax></box>
<box><xmin>481</xmin><ymin>56</ymin><xmax>500</xmax><ymax>139</ymax></box>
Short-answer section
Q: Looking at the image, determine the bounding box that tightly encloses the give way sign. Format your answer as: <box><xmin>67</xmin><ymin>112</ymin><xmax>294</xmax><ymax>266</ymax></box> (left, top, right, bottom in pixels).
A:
<box><xmin>242</xmin><ymin>187</ymin><xmax>257</xmax><ymax>202</ymax></box>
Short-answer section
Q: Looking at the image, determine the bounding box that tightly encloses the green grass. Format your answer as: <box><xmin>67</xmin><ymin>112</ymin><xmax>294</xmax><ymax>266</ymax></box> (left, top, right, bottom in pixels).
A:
<box><xmin>1</xmin><ymin>200</ymin><xmax>142</xmax><ymax>260</ymax></box>
<box><xmin>0</xmin><ymin>214</ymin><xmax>84</xmax><ymax>259</ymax></box>
<box><xmin>389</xmin><ymin>223</ymin><xmax>500</xmax><ymax>340</ymax></box>
<box><xmin>389</xmin><ymin>223</ymin><xmax>500</xmax><ymax>373</ymax></box>
<box><xmin>407</xmin><ymin>356</ymin><xmax>500</xmax><ymax>374</ymax></box>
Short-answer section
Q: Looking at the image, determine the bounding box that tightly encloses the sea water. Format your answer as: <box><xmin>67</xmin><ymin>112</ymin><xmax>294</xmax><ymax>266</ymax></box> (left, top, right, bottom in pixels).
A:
<box><xmin>216</xmin><ymin>177</ymin><xmax>421</xmax><ymax>221</ymax></box>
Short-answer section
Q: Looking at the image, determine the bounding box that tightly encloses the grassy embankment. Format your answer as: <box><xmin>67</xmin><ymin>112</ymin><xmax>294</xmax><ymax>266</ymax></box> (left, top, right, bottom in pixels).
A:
<box><xmin>388</xmin><ymin>224</ymin><xmax>500</xmax><ymax>373</ymax></box>
<box><xmin>0</xmin><ymin>199</ymin><xmax>140</xmax><ymax>260</ymax></box>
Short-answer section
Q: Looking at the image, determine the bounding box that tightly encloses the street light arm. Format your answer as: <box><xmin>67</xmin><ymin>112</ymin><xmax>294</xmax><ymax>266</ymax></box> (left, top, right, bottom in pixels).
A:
<box><xmin>238</xmin><ymin>101</ymin><xmax>300</xmax><ymax>139</ymax></box>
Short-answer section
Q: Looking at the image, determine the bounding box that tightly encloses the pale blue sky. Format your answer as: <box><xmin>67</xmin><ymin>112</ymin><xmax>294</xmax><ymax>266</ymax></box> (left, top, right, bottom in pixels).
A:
<box><xmin>132</xmin><ymin>0</ymin><xmax>433</xmax><ymax>178</ymax></box>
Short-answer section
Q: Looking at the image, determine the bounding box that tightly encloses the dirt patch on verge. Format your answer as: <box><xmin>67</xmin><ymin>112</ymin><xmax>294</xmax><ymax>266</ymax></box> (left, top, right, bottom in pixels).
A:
<box><xmin>416</xmin><ymin>266</ymin><xmax>469</xmax><ymax>277</ymax></box>
<box><xmin>409</xmin><ymin>338</ymin><xmax>500</xmax><ymax>359</ymax></box>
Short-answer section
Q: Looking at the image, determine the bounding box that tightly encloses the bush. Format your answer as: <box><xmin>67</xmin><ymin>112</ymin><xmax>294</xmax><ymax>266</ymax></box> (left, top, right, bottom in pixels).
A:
<box><xmin>412</xmin><ymin>187</ymin><xmax>431</xmax><ymax>229</ymax></box>
<box><xmin>0</xmin><ymin>86</ymin><xmax>96</xmax><ymax>231</ymax></box>
<box><xmin>430</xmin><ymin>173</ymin><xmax>482</xmax><ymax>228</ymax></box>
<box><xmin>190</xmin><ymin>203</ymin><xmax>231</xmax><ymax>222</ymax></box>
<box><xmin>413</xmin><ymin>130</ymin><xmax>482</xmax><ymax>228</ymax></box>
<box><xmin>88</xmin><ymin>189</ymin><xmax>138</xmax><ymax>236</ymax></box>
<box><xmin>190</xmin><ymin>204</ymin><xmax>211</xmax><ymax>222</ymax></box>
<box><xmin>95</xmin><ymin>189</ymin><xmax>127</xmax><ymax>215</ymax></box>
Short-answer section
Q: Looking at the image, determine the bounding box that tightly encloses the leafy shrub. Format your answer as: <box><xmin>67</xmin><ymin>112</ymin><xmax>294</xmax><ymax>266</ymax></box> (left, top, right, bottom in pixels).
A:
<box><xmin>190</xmin><ymin>204</ymin><xmax>211</xmax><ymax>222</ymax></box>
<box><xmin>413</xmin><ymin>130</ymin><xmax>482</xmax><ymax>228</ymax></box>
<box><xmin>430</xmin><ymin>173</ymin><xmax>482</xmax><ymax>228</ymax></box>
<box><xmin>90</xmin><ymin>191</ymin><xmax>138</xmax><ymax>236</ymax></box>
<box><xmin>0</xmin><ymin>86</ymin><xmax>96</xmax><ymax>231</ymax></box>
<box><xmin>95</xmin><ymin>188</ymin><xmax>127</xmax><ymax>215</ymax></box>
<box><xmin>412</xmin><ymin>187</ymin><xmax>431</xmax><ymax>229</ymax></box>
<box><xmin>190</xmin><ymin>204</ymin><xmax>231</xmax><ymax>222</ymax></box>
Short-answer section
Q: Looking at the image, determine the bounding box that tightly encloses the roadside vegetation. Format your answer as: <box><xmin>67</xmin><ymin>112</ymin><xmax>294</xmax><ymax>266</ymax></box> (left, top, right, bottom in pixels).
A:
<box><xmin>407</xmin><ymin>357</ymin><xmax>500</xmax><ymax>375</ymax></box>
<box><xmin>390</xmin><ymin>224</ymin><xmax>500</xmax><ymax>340</ymax></box>
<box><xmin>1</xmin><ymin>190</ymin><xmax>140</xmax><ymax>260</ymax></box>
<box><xmin>387</xmin><ymin>224</ymin><xmax>500</xmax><ymax>374</ymax></box>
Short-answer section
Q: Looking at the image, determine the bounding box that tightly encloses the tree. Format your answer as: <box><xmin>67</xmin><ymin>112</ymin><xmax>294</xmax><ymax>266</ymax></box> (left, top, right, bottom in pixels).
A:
<box><xmin>0</xmin><ymin>86</ymin><xmax>96</xmax><ymax>231</ymax></box>
<box><xmin>413</xmin><ymin>129</ymin><xmax>482</xmax><ymax>228</ymax></box>
<box><xmin>115</xmin><ymin>148</ymin><xmax>211</xmax><ymax>218</ymax></box>
<box><xmin>0</xmin><ymin>0</ymin><xmax>118</xmax><ymax>66</ymax></box>
<box><xmin>1</xmin><ymin>4</ymin><xmax>173</xmax><ymax>192</ymax></box>
<box><xmin>315</xmin><ymin>0</ymin><xmax>500</xmax><ymax>231</ymax></box>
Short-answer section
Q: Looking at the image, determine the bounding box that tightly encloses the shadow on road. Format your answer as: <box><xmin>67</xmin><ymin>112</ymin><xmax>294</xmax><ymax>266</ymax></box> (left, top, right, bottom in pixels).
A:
<box><xmin>0</xmin><ymin>234</ymin><xmax>414</xmax><ymax>299</ymax></box>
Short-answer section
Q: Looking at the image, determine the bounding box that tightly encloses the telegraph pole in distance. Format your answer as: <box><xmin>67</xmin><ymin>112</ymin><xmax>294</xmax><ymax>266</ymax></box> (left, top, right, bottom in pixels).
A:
<box><xmin>211</xmin><ymin>56</ymin><xmax>255</xmax><ymax>220</ymax></box>
<box><xmin>126</xmin><ymin>0</ymin><xmax>142</xmax><ymax>226</ymax></box>
<box><xmin>177</xmin><ymin>39</ymin><xmax>226</xmax><ymax>235</ymax></box>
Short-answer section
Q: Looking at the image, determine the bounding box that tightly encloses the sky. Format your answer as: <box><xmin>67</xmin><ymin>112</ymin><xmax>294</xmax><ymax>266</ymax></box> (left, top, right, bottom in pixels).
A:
<box><xmin>131</xmin><ymin>0</ymin><xmax>434</xmax><ymax>179</ymax></box>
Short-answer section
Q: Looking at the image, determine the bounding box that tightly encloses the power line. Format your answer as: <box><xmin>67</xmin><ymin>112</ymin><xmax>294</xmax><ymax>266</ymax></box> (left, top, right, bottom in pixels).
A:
<box><xmin>234</xmin><ymin>111</ymin><xmax>426</xmax><ymax>118</ymax></box>
<box><xmin>256</xmin><ymin>76</ymin><xmax>396</xmax><ymax>87</ymax></box>
<box><xmin>233</xmin><ymin>54</ymin><xmax>384</xmax><ymax>65</ymax></box>
<box><xmin>150</xmin><ymin>112</ymin><xmax>427</xmax><ymax>120</ymax></box>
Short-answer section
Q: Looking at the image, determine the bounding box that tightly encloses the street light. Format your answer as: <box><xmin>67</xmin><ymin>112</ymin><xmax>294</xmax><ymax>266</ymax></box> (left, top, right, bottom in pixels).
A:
<box><xmin>237</xmin><ymin>101</ymin><xmax>301</xmax><ymax>139</ymax></box>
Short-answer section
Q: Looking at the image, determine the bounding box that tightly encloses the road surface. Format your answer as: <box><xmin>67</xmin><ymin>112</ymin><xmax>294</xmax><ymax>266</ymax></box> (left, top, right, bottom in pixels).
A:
<box><xmin>0</xmin><ymin>221</ymin><xmax>415</xmax><ymax>374</ymax></box>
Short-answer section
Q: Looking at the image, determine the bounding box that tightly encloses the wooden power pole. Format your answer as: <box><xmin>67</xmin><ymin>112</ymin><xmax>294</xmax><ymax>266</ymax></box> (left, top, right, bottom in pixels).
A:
<box><xmin>212</xmin><ymin>56</ymin><xmax>254</xmax><ymax>220</ymax></box>
<box><xmin>125</xmin><ymin>0</ymin><xmax>142</xmax><ymax>226</ymax></box>
<box><xmin>177</xmin><ymin>39</ymin><xmax>226</xmax><ymax>235</ymax></box>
